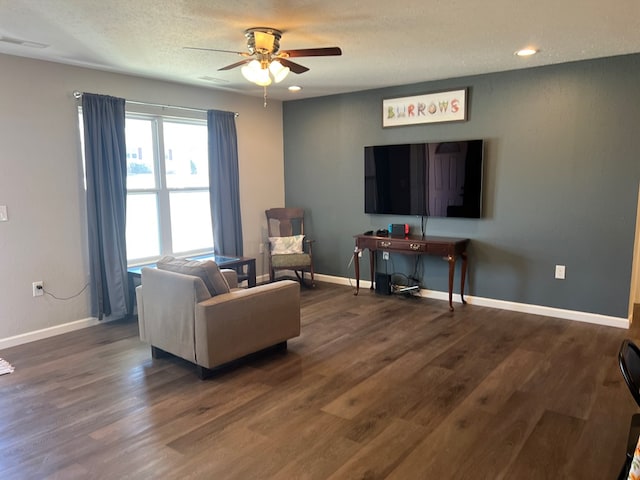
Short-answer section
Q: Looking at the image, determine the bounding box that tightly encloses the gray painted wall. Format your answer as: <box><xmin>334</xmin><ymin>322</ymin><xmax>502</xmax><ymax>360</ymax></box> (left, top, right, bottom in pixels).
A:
<box><xmin>283</xmin><ymin>54</ymin><xmax>640</xmax><ymax>318</ymax></box>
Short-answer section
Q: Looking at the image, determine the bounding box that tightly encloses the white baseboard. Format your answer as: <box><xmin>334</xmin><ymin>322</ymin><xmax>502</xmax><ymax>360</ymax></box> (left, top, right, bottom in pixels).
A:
<box><xmin>0</xmin><ymin>317</ymin><xmax>100</xmax><ymax>350</ymax></box>
<box><xmin>315</xmin><ymin>273</ymin><xmax>630</xmax><ymax>329</ymax></box>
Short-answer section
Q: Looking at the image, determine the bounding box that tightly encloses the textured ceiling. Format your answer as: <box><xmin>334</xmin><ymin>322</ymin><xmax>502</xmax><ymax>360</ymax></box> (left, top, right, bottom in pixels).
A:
<box><xmin>1</xmin><ymin>0</ymin><xmax>640</xmax><ymax>101</ymax></box>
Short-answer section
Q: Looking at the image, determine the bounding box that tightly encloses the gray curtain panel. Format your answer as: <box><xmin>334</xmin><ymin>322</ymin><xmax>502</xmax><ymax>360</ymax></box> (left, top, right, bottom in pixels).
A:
<box><xmin>82</xmin><ymin>93</ymin><xmax>130</xmax><ymax>320</ymax></box>
<box><xmin>207</xmin><ymin>110</ymin><xmax>243</xmax><ymax>257</ymax></box>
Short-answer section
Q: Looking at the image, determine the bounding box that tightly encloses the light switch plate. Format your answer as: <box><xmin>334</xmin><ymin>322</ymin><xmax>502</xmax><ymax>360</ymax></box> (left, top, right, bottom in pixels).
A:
<box><xmin>0</xmin><ymin>205</ymin><xmax>7</xmax><ymax>222</ymax></box>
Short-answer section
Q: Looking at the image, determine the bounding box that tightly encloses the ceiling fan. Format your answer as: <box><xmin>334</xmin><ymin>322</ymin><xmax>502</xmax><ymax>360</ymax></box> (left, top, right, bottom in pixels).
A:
<box><xmin>185</xmin><ymin>27</ymin><xmax>342</xmax><ymax>87</ymax></box>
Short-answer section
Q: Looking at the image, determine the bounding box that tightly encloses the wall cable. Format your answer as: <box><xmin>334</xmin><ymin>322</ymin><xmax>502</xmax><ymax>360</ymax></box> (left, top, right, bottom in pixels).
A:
<box><xmin>43</xmin><ymin>283</ymin><xmax>90</xmax><ymax>301</ymax></box>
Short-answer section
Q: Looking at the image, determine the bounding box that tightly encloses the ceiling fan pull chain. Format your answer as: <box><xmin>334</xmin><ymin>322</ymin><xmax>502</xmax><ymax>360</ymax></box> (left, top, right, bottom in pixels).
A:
<box><xmin>263</xmin><ymin>86</ymin><xmax>268</xmax><ymax>107</ymax></box>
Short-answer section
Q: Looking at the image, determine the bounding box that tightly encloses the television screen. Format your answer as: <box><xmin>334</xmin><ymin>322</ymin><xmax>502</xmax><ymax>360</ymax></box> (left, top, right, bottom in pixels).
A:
<box><xmin>364</xmin><ymin>139</ymin><xmax>484</xmax><ymax>218</ymax></box>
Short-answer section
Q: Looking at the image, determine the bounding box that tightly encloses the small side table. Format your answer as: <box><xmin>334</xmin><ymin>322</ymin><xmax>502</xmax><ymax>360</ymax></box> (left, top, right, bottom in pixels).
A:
<box><xmin>128</xmin><ymin>254</ymin><xmax>257</xmax><ymax>305</ymax></box>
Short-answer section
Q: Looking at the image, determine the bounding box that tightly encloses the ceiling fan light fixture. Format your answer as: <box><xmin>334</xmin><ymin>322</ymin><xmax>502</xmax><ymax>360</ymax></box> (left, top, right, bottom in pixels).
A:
<box><xmin>254</xmin><ymin>67</ymin><xmax>272</xmax><ymax>86</ymax></box>
<box><xmin>253</xmin><ymin>30</ymin><xmax>277</xmax><ymax>54</ymax></box>
<box><xmin>269</xmin><ymin>60</ymin><xmax>290</xmax><ymax>83</ymax></box>
<box><xmin>241</xmin><ymin>59</ymin><xmax>263</xmax><ymax>83</ymax></box>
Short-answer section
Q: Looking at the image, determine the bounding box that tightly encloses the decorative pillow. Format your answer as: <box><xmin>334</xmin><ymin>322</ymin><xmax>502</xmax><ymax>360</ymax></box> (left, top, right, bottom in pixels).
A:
<box><xmin>156</xmin><ymin>256</ymin><xmax>230</xmax><ymax>296</ymax></box>
<box><xmin>269</xmin><ymin>235</ymin><xmax>305</xmax><ymax>255</ymax></box>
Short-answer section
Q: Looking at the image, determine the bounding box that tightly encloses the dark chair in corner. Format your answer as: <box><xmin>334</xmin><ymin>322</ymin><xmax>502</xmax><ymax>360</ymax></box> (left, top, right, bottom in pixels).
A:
<box><xmin>617</xmin><ymin>339</ymin><xmax>640</xmax><ymax>479</ymax></box>
<box><xmin>620</xmin><ymin>339</ymin><xmax>640</xmax><ymax>407</ymax></box>
<box><xmin>265</xmin><ymin>207</ymin><xmax>315</xmax><ymax>287</ymax></box>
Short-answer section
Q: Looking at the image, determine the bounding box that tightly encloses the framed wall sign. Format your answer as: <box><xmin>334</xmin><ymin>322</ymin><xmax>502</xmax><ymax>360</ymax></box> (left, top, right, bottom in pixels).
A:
<box><xmin>382</xmin><ymin>88</ymin><xmax>467</xmax><ymax>127</ymax></box>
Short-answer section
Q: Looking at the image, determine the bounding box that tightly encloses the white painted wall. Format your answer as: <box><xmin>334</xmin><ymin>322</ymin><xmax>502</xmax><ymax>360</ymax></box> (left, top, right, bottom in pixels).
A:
<box><xmin>0</xmin><ymin>54</ymin><xmax>285</xmax><ymax>346</ymax></box>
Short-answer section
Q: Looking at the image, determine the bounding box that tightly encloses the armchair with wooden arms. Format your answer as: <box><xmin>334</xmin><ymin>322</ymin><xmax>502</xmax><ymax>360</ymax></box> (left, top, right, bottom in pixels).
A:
<box><xmin>265</xmin><ymin>208</ymin><xmax>315</xmax><ymax>287</ymax></box>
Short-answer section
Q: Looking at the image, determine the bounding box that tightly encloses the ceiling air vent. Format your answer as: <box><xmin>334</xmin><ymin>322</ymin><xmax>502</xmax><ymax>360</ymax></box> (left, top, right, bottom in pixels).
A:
<box><xmin>0</xmin><ymin>36</ymin><xmax>48</xmax><ymax>48</ymax></box>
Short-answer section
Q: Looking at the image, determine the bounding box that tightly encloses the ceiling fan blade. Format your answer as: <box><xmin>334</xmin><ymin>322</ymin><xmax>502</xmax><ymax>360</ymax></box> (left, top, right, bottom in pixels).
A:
<box><xmin>279</xmin><ymin>58</ymin><xmax>309</xmax><ymax>74</ymax></box>
<box><xmin>218</xmin><ymin>59</ymin><xmax>252</xmax><ymax>71</ymax></box>
<box><xmin>184</xmin><ymin>46</ymin><xmax>250</xmax><ymax>56</ymax></box>
<box><xmin>280</xmin><ymin>47</ymin><xmax>342</xmax><ymax>58</ymax></box>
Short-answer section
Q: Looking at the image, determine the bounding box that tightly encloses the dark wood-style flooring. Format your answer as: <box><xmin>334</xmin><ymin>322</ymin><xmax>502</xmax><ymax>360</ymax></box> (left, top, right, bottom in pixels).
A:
<box><xmin>1</xmin><ymin>282</ymin><xmax>638</xmax><ymax>479</ymax></box>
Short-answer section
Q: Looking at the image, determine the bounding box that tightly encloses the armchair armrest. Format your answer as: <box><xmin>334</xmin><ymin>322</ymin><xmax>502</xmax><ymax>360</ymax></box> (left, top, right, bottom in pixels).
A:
<box><xmin>194</xmin><ymin>279</ymin><xmax>301</xmax><ymax>368</ymax></box>
<box><xmin>305</xmin><ymin>238</ymin><xmax>315</xmax><ymax>255</ymax></box>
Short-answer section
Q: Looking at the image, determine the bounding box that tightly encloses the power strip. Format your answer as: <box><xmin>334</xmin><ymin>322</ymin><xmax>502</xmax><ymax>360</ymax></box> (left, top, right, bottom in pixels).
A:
<box><xmin>393</xmin><ymin>284</ymin><xmax>420</xmax><ymax>294</ymax></box>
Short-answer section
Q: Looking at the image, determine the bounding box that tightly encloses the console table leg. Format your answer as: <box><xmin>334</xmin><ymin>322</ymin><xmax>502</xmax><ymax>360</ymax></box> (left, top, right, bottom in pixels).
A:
<box><xmin>369</xmin><ymin>250</ymin><xmax>375</xmax><ymax>290</ymax></box>
<box><xmin>460</xmin><ymin>252</ymin><xmax>468</xmax><ymax>305</ymax></box>
<box><xmin>447</xmin><ymin>255</ymin><xmax>456</xmax><ymax>311</ymax></box>
<box><xmin>354</xmin><ymin>250</ymin><xmax>360</xmax><ymax>295</ymax></box>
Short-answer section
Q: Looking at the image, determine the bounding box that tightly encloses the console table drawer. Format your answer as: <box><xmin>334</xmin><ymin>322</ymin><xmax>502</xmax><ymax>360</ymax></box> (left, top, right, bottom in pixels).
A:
<box><xmin>426</xmin><ymin>243</ymin><xmax>453</xmax><ymax>256</ymax></box>
<box><xmin>377</xmin><ymin>239</ymin><xmax>426</xmax><ymax>252</ymax></box>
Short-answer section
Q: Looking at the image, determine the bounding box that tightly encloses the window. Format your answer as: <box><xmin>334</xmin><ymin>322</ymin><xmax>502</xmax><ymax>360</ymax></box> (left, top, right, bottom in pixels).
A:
<box><xmin>125</xmin><ymin>115</ymin><xmax>213</xmax><ymax>264</ymax></box>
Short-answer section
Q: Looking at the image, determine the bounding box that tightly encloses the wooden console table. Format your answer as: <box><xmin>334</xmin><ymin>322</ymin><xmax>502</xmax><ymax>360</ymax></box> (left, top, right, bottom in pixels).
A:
<box><xmin>353</xmin><ymin>234</ymin><xmax>470</xmax><ymax>311</ymax></box>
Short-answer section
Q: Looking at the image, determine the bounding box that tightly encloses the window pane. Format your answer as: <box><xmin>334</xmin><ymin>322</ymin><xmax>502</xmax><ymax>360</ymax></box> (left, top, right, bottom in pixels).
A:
<box><xmin>125</xmin><ymin>118</ymin><xmax>156</xmax><ymax>189</ymax></box>
<box><xmin>126</xmin><ymin>193</ymin><xmax>160</xmax><ymax>260</ymax></box>
<box><xmin>164</xmin><ymin>122</ymin><xmax>208</xmax><ymax>189</ymax></box>
<box><xmin>170</xmin><ymin>191</ymin><xmax>213</xmax><ymax>253</ymax></box>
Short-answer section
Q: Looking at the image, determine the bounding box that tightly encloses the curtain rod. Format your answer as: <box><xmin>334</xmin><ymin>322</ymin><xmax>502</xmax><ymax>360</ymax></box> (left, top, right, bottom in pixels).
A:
<box><xmin>73</xmin><ymin>91</ymin><xmax>239</xmax><ymax>117</ymax></box>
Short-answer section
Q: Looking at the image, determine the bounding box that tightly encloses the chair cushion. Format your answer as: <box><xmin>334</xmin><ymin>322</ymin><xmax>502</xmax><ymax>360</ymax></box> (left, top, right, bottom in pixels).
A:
<box><xmin>156</xmin><ymin>256</ymin><xmax>230</xmax><ymax>296</ymax></box>
<box><xmin>269</xmin><ymin>235</ymin><xmax>305</xmax><ymax>254</ymax></box>
<box><xmin>271</xmin><ymin>253</ymin><xmax>312</xmax><ymax>268</ymax></box>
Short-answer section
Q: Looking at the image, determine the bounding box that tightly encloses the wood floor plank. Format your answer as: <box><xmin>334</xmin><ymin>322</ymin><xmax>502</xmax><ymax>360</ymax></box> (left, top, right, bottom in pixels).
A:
<box><xmin>325</xmin><ymin>418</ymin><xmax>427</xmax><ymax>480</ymax></box>
<box><xmin>563</xmin><ymin>358</ymin><xmax>637</xmax><ymax>478</ymax></box>
<box><xmin>461</xmin><ymin>347</ymin><xmax>545</xmax><ymax>414</ymax></box>
<box><xmin>340</xmin><ymin>364</ymin><xmax>454</xmax><ymax>445</ymax></box>
<box><xmin>502</xmin><ymin>410</ymin><xmax>586</xmax><ymax>479</ymax></box>
<box><xmin>450</xmin><ymin>391</ymin><xmax>546</xmax><ymax>479</ymax></box>
<box><xmin>321</xmin><ymin>350</ymin><xmax>434</xmax><ymax>420</ymax></box>
<box><xmin>386</xmin><ymin>402</ymin><xmax>497</xmax><ymax>478</ymax></box>
<box><xmin>165</xmin><ymin>371</ymin><xmax>328</xmax><ymax>456</ymax></box>
<box><xmin>519</xmin><ymin>328</ymin><xmax>613</xmax><ymax>420</ymax></box>
<box><xmin>241</xmin><ymin>413</ymin><xmax>358</xmax><ymax>480</ymax></box>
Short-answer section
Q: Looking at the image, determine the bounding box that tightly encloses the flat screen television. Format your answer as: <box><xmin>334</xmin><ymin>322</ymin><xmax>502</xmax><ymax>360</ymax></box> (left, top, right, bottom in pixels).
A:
<box><xmin>364</xmin><ymin>139</ymin><xmax>484</xmax><ymax>218</ymax></box>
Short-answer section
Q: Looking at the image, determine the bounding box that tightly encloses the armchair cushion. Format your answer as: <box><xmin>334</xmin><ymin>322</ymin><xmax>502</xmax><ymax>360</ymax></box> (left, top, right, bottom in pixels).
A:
<box><xmin>271</xmin><ymin>252</ymin><xmax>312</xmax><ymax>268</ymax></box>
<box><xmin>221</xmin><ymin>269</ymin><xmax>238</xmax><ymax>289</ymax></box>
<box><xmin>157</xmin><ymin>256</ymin><xmax>230</xmax><ymax>296</ymax></box>
<box><xmin>269</xmin><ymin>235</ymin><xmax>305</xmax><ymax>254</ymax></box>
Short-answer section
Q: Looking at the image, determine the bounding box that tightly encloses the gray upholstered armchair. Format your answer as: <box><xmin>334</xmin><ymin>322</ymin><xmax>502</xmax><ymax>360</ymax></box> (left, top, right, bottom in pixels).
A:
<box><xmin>136</xmin><ymin>256</ymin><xmax>300</xmax><ymax>379</ymax></box>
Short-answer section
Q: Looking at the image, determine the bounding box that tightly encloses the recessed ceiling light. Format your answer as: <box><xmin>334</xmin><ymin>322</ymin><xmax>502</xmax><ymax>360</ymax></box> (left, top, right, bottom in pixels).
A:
<box><xmin>515</xmin><ymin>48</ymin><xmax>538</xmax><ymax>57</ymax></box>
<box><xmin>288</xmin><ymin>86</ymin><xmax>302</xmax><ymax>92</ymax></box>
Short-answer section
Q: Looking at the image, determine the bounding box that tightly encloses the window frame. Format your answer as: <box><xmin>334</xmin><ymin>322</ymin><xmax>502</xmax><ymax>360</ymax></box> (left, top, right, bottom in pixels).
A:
<box><xmin>125</xmin><ymin>112</ymin><xmax>213</xmax><ymax>266</ymax></box>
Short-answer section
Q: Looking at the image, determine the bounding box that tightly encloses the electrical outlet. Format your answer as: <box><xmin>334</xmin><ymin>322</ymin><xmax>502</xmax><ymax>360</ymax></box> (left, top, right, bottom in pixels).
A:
<box><xmin>259</xmin><ymin>243</ymin><xmax>264</xmax><ymax>254</ymax></box>
<box><xmin>383</xmin><ymin>251</ymin><xmax>389</xmax><ymax>261</ymax></box>
<box><xmin>555</xmin><ymin>265</ymin><xmax>566</xmax><ymax>280</ymax></box>
<box><xmin>32</xmin><ymin>281</ymin><xmax>44</xmax><ymax>297</ymax></box>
